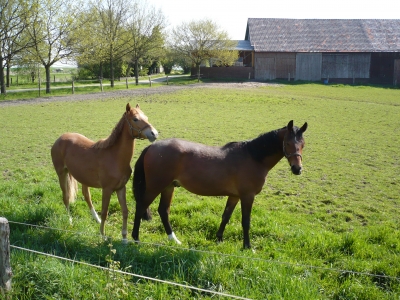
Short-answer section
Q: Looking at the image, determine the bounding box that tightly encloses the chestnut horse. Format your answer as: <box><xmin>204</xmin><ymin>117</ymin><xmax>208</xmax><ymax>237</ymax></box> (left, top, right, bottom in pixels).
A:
<box><xmin>51</xmin><ymin>103</ymin><xmax>158</xmax><ymax>242</ymax></box>
<box><xmin>132</xmin><ymin>120</ymin><xmax>307</xmax><ymax>248</ymax></box>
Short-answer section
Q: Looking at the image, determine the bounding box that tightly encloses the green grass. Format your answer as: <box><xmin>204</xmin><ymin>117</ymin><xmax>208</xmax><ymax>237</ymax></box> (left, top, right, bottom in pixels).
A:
<box><xmin>0</xmin><ymin>83</ymin><xmax>399</xmax><ymax>299</ymax></box>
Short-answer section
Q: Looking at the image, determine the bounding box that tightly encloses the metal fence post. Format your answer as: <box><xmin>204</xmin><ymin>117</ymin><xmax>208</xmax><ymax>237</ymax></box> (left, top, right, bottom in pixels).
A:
<box><xmin>0</xmin><ymin>217</ymin><xmax>12</xmax><ymax>295</ymax></box>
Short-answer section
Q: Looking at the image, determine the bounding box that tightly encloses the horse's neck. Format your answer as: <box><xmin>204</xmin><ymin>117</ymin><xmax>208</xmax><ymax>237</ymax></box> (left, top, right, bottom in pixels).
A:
<box><xmin>261</xmin><ymin>128</ymin><xmax>287</xmax><ymax>169</ymax></box>
<box><xmin>115</xmin><ymin>127</ymin><xmax>136</xmax><ymax>162</ymax></box>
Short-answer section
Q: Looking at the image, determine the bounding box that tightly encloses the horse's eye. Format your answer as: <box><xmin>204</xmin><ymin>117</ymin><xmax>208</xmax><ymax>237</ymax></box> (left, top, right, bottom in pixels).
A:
<box><xmin>133</xmin><ymin>118</ymin><xmax>139</xmax><ymax>122</ymax></box>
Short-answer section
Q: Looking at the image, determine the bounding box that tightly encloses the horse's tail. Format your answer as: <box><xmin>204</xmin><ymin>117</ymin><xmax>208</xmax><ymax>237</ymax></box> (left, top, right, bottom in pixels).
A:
<box><xmin>133</xmin><ymin>145</ymin><xmax>152</xmax><ymax>221</ymax></box>
<box><xmin>65</xmin><ymin>172</ymin><xmax>78</xmax><ymax>204</ymax></box>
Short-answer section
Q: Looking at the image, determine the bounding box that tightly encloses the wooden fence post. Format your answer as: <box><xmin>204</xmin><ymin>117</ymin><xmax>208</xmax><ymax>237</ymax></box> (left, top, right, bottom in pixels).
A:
<box><xmin>0</xmin><ymin>218</ymin><xmax>12</xmax><ymax>294</ymax></box>
<box><xmin>149</xmin><ymin>76</ymin><xmax>152</xmax><ymax>87</ymax></box>
<box><xmin>72</xmin><ymin>81</ymin><xmax>75</xmax><ymax>94</ymax></box>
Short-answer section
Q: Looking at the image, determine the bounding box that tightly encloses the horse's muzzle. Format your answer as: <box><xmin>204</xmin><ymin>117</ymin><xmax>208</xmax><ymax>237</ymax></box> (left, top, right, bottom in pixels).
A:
<box><xmin>146</xmin><ymin>128</ymin><xmax>159</xmax><ymax>142</ymax></box>
<box><xmin>291</xmin><ymin>164</ymin><xmax>302</xmax><ymax>175</ymax></box>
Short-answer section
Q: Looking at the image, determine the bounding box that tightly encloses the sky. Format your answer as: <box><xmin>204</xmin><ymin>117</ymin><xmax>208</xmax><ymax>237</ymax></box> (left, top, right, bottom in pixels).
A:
<box><xmin>146</xmin><ymin>0</ymin><xmax>400</xmax><ymax>40</ymax></box>
<box><xmin>55</xmin><ymin>0</ymin><xmax>399</xmax><ymax>67</ymax></box>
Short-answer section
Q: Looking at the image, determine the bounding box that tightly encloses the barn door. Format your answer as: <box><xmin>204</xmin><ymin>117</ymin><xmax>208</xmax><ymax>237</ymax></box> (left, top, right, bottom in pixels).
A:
<box><xmin>394</xmin><ymin>59</ymin><xmax>400</xmax><ymax>86</ymax></box>
<box><xmin>296</xmin><ymin>53</ymin><xmax>322</xmax><ymax>81</ymax></box>
<box><xmin>255</xmin><ymin>57</ymin><xmax>276</xmax><ymax>80</ymax></box>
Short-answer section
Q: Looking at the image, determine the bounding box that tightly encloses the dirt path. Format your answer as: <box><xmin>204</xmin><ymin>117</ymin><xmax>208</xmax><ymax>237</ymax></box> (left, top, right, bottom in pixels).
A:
<box><xmin>0</xmin><ymin>82</ymin><xmax>280</xmax><ymax>107</ymax></box>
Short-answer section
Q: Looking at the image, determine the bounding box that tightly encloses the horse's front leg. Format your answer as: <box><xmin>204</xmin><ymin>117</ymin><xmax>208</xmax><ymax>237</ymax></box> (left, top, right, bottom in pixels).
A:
<box><xmin>240</xmin><ymin>195</ymin><xmax>255</xmax><ymax>249</ymax></box>
<box><xmin>100</xmin><ymin>188</ymin><xmax>114</xmax><ymax>239</ymax></box>
<box><xmin>158</xmin><ymin>185</ymin><xmax>181</xmax><ymax>244</ymax></box>
<box><xmin>216</xmin><ymin>196</ymin><xmax>240</xmax><ymax>242</ymax></box>
<box><xmin>116</xmin><ymin>186</ymin><xmax>128</xmax><ymax>243</ymax></box>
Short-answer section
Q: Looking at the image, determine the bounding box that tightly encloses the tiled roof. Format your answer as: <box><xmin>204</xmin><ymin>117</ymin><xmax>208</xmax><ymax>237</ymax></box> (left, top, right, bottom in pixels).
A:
<box><xmin>234</xmin><ymin>40</ymin><xmax>254</xmax><ymax>51</ymax></box>
<box><xmin>246</xmin><ymin>18</ymin><xmax>400</xmax><ymax>52</ymax></box>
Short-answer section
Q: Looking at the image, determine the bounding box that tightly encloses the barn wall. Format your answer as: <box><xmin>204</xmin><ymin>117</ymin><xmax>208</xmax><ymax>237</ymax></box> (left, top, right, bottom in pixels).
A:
<box><xmin>296</xmin><ymin>53</ymin><xmax>322</xmax><ymax>81</ymax></box>
<box><xmin>394</xmin><ymin>59</ymin><xmax>400</xmax><ymax>85</ymax></box>
<box><xmin>370</xmin><ymin>52</ymin><xmax>400</xmax><ymax>84</ymax></box>
<box><xmin>191</xmin><ymin>67</ymin><xmax>255</xmax><ymax>79</ymax></box>
<box><xmin>254</xmin><ymin>53</ymin><xmax>296</xmax><ymax>80</ymax></box>
<box><xmin>321</xmin><ymin>53</ymin><xmax>370</xmax><ymax>79</ymax></box>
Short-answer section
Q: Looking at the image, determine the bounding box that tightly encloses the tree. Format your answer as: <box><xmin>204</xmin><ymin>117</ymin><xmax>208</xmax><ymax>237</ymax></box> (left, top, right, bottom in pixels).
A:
<box><xmin>0</xmin><ymin>0</ymin><xmax>31</xmax><ymax>95</ymax></box>
<box><xmin>88</xmin><ymin>0</ymin><xmax>131</xmax><ymax>87</ymax></box>
<box><xmin>73</xmin><ymin>7</ymin><xmax>110</xmax><ymax>79</ymax></box>
<box><xmin>126</xmin><ymin>1</ymin><xmax>166</xmax><ymax>85</ymax></box>
<box><xmin>25</xmin><ymin>0</ymin><xmax>83</xmax><ymax>94</ymax></box>
<box><xmin>170</xmin><ymin>19</ymin><xmax>238</xmax><ymax>81</ymax></box>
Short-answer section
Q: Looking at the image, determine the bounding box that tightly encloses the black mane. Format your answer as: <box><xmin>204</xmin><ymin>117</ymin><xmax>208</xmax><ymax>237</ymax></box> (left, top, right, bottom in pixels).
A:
<box><xmin>244</xmin><ymin>129</ymin><xmax>283</xmax><ymax>162</ymax></box>
<box><xmin>222</xmin><ymin>126</ymin><xmax>303</xmax><ymax>162</ymax></box>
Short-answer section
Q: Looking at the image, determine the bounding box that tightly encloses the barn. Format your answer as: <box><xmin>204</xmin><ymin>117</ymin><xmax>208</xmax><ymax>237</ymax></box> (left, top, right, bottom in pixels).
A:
<box><xmin>195</xmin><ymin>18</ymin><xmax>400</xmax><ymax>85</ymax></box>
<box><xmin>245</xmin><ymin>18</ymin><xmax>400</xmax><ymax>85</ymax></box>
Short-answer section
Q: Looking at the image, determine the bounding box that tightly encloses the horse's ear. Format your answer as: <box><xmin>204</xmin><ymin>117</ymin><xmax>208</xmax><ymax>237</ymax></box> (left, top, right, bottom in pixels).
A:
<box><xmin>300</xmin><ymin>122</ymin><xmax>308</xmax><ymax>133</ymax></box>
<box><xmin>287</xmin><ymin>120</ymin><xmax>294</xmax><ymax>131</ymax></box>
<box><xmin>126</xmin><ymin>103</ymin><xmax>131</xmax><ymax>112</ymax></box>
<box><xmin>136</xmin><ymin>103</ymin><xmax>140</xmax><ymax>109</ymax></box>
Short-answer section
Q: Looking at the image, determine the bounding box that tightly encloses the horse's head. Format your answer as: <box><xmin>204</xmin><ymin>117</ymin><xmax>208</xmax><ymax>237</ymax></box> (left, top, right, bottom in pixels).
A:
<box><xmin>125</xmin><ymin>103</ymin><xmax>158</xmax><ymax>142</ymax></box>
<box><xmin>283</xmin><ymin>120</ymin><xmax>307</xmax><ymax>175</ymax></box>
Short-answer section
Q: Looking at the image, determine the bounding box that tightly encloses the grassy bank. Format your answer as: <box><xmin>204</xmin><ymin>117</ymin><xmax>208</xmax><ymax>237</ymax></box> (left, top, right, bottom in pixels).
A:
<box><xmin>0</xmin><ymin>83</ymin><xmax>399</xmax><ymax>299</ymax></box>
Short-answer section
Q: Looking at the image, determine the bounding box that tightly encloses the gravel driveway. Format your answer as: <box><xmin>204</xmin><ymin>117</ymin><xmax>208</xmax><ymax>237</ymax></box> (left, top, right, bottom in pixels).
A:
<box><xmin>0</xmin><ymin>82</ymin><xmax>279</xmax><ymax>107</ymax></box>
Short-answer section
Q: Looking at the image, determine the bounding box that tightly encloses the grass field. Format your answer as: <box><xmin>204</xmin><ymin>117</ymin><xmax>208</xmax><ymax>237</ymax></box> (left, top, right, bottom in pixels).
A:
<box><xmin>0</xmin><ymin>82</ymin><xmax>399</xmax><ymax>299</ymax></box>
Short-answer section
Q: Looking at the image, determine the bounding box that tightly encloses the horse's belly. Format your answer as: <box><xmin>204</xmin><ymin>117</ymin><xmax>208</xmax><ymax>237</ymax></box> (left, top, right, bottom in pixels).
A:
<box><xmin>177</xmin><ymin>176</ymin><xmax>237</xmax><ymax>197</ymax></box>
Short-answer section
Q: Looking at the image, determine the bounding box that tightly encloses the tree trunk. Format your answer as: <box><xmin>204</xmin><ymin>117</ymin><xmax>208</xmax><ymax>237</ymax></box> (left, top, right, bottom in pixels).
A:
<box><xmin>5</xmin><ymin>61</ymin><xmax>10</xmax><ymax>88</ymax></box>
<box><xmin>110</xmin><ymin>53</ymin><xmax>114</xmax><ymax>88</ymax></box>
<box><xmin>45</xmin><ymin>65</ymin><xmax>51</xmax><ymax>94</ymax></box>
<box><xmin>135</xmin><ymin>59</ymin><xmax>139</xmax><ymax>85</ymax></box>
<box><xmin>197</xmin><ymin>64</ymin><xmax>201</xmax><ymax>83</ymax></box>
<box><xmin>0</xmin><ymin>63</ymin><xmax>6</xmax><ymax>95</ymax></box>
<box><xmin>99</xmin><ymin>62</ymin><xmax>103</xmax><ymax>79</ymax></box>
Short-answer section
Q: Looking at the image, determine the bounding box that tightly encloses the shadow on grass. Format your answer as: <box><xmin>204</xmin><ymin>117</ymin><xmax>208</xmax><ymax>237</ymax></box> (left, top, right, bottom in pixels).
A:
<box><xmin>7</xmin><ymin>207</ymin><xmax>204</xmax><ymax>287</ymax></box>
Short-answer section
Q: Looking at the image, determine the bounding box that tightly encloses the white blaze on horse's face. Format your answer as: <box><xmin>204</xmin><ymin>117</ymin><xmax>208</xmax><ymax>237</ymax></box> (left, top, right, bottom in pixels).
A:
<box><xmin>285</xmin><ymin>137</ymin><xmax>304</xmax><ymax>175</ymax></box>
<box><xmin>284</xmin><ymin>121</ymin><xmax>307</xmax><ymax>175</ymax></box>
<box><xmin>135</xmin><ymin>109</ymin><xmax>159</xmax><ymax>142</ymax></box>
<box><xmin>127</xmin><ymin>103</ymin><xmax>159</xmax><ymax>142</ymax></box>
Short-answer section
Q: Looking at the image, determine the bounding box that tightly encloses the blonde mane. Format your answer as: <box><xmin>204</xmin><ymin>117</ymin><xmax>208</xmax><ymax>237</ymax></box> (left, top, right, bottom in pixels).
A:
<box><xmin>92</xmin><ymin>113</ymin><xmax>126</xmax><ymax>149</ymax></box>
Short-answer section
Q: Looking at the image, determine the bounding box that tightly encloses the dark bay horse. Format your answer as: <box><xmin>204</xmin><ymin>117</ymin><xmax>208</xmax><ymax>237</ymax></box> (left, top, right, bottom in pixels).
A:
<box><xmin>51</xmin><ymin>103</ymin><xmax>158</xmax><ymax>242</ymax></box>
<box><xmin>132</xmin><ymin>120</ymin><xmax>307</xmax><ymax>248</ymax></box>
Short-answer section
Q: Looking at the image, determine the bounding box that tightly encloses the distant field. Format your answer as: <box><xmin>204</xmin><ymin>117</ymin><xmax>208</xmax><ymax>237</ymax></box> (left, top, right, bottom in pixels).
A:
<box><xmin>0</xmin><ymin>83</ymin><xmax>399</xmax><ymax>299</ymax></box>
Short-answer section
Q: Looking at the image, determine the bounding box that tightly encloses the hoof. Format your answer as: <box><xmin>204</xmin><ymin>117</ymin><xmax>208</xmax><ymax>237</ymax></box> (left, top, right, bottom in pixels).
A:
<box><xmin>121</xmin><ymin>238</ymin><xmax>128</xmax><ymax>245</ymax></box>
<box><xmin>168</xmin><ymin>232</ymin><xmax>182</xmax><ymax>245</ymax></box>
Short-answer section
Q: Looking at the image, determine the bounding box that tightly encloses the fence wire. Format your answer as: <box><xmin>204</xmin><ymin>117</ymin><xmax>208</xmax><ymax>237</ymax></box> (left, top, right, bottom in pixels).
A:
<box><xmin>8</xmin><ymin>220</ymin><xmax>400</xmax><ymax>283</ymax></box>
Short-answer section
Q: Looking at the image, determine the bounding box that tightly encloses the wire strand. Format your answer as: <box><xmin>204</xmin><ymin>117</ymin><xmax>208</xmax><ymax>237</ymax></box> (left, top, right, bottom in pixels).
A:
<box><xmin>10</xmin><ymin>245</ymin><xmax>252</xmax><ymax>300</ymax></box>
<box><xmin>8</xmin><ymin>220</ymin><xmax>400</xmax><ymax>281</ymax></box>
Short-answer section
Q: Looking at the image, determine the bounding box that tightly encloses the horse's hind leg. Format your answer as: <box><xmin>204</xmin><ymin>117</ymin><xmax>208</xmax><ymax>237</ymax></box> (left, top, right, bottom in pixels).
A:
<box><xmin>216</xmin><ymin>196</ymin><xmax>240</xmax><ymax>242</ymax></box>
<box><xmin>55</xmin><ymin>168</ymin><xmax>77</xmax><ymax>224</ymax></box>
<box><xmin>158</xmin><ymin>185</ymin><xmax>181</xmax><ymax>244</ymax></box>
<box><xmin>116</xmin><ymin>186</ymin><xmax>128</xmax><ymax>243</ymax></box>
<box><xmin>132</xmin><ymin>189</ymin><xmax>160</xmax><ymax>242</ymax></box>
<box><xmin>82</xmin><ymin>184</ymin><xmax>101</xmax><ymax>223</ymax></box>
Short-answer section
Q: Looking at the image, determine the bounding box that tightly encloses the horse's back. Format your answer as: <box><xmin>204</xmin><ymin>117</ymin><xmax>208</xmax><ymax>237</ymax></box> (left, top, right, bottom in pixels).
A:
<box><xmin>51</xmin><ymin>133</ymin><xmax>95</xmax><ymax>169</ymax></box>
<box><xmin>144</xmin><ymin>138</ymin><xmax>244</xmax><ymax>196</ymax></box>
